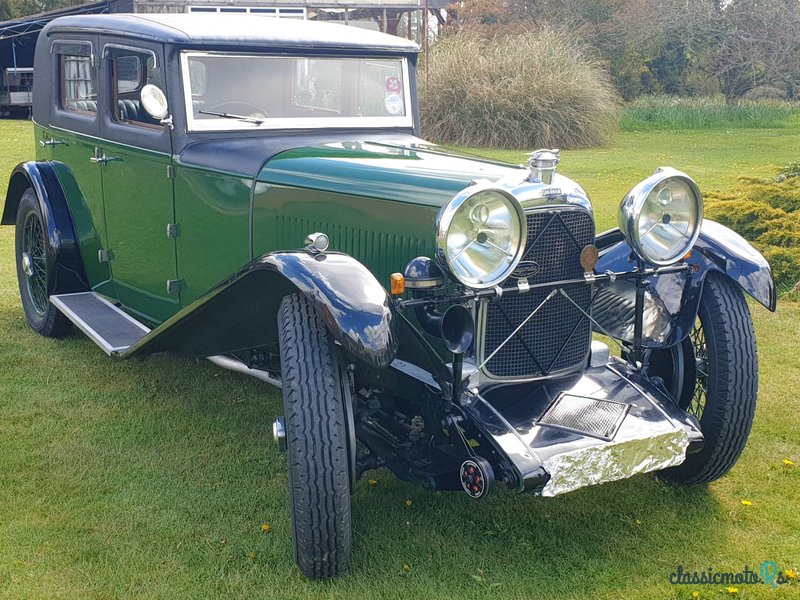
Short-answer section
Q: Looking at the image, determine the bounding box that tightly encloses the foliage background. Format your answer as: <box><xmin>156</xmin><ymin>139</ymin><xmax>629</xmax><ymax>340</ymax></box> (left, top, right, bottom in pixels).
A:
<box><xmin>447</xmin><ymin>0</ymin><xmax>800</xmax><ymax>103</ymax></box>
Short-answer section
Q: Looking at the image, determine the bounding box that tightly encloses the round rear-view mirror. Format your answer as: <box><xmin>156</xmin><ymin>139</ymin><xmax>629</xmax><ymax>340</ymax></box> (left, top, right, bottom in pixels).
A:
<box><xmin>140</xmin><ymin>84</ymin><xmax>169</xmax><ymax>120</ymax></box>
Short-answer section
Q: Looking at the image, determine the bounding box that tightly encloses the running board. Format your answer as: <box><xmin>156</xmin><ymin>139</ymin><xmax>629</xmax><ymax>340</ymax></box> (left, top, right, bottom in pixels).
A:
<box><xmin>50</xmin><ymin>292</ymin><xmax>282</xmax><ymax>388</ymax></box>
<box><xmin>50</xmin><ymin>292</ymin><xmax>150</xmax><ymax>355</ymax></box>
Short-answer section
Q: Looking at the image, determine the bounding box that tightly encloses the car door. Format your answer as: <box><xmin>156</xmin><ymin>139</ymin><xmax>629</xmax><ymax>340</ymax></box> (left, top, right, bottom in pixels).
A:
<box><xmin>97</xmin><ymin>40</ymin><xmax>178</xmax><ymax>324</ymax></box>
<box><xmin>45</xmin><ymin>36</ymin><xmax>116</xmax><ymax>297</ymax></box>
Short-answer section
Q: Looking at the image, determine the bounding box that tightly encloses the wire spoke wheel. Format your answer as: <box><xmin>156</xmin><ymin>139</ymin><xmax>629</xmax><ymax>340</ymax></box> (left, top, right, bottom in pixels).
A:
<box><xmin>22</xmin><ymin>210</ymin><xmax>48</xmax><ymax>315</ymax></box>
<box><xmin>15</xmin><ymin>188</ymin><xmax>71</xmax><ymax>337</ymax></box>
<box><xmin>685</xmin><ymin>322</ymin><xmax>708</xmax><ymax>420</ymax></box>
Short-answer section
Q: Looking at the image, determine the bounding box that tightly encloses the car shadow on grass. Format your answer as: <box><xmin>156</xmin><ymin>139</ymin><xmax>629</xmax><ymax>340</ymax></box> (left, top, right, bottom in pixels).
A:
<box><xmin>347</xmin><ymin>467</ymin><xmax>721</xmax><ymax>595</ymax></box>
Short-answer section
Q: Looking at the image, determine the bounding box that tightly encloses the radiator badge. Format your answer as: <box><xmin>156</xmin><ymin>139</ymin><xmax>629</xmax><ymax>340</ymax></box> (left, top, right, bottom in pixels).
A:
<box><xmin>580</xmin><ymin>244</ymin><xmax>599</xmax><ymax>272</ymax></box>
<box><xmin>512</xmin><ymin>260</ymin><xmax>541</xmax><ymax>279</ymax></box>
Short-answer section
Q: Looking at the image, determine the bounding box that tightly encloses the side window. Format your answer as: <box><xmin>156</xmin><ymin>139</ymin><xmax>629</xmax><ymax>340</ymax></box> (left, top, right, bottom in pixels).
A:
<box><xmin>107</xmin><ymin>47</ymin><xmax>164</xmax><ymax>127</ymax></box>
<box><xmin>58</xmin><ymin>50</ymin><xmax>97</xmax><ymax>114</ymax></box>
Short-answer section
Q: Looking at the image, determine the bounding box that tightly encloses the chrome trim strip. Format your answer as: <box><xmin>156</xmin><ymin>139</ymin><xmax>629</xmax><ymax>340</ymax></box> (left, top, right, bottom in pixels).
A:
<box><xmin>102</xmin><ymin>43</ymin><xmax>158</xmax><ymax>68</ymax></box>
<box><xmin>48</xmin><ymin>125</ymin><xmax>173</xmax><ymax>158</ymax></box>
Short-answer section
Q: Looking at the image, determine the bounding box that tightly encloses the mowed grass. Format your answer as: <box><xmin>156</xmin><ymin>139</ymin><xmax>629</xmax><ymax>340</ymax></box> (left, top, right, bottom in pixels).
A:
<box><xmin>1</xmin><ymin>119</ymin><xmax>799</xmax><ymax>600</ymax></box>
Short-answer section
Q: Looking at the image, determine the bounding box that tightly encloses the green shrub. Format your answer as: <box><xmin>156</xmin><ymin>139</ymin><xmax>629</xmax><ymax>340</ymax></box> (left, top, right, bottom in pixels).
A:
<box><xmin>705</xmin><ymin>174</ymin><xmax>800</xmax><ymax>290</ymax></box>
<box><xmin>777</xmin><ymin>160</ymin><xmax>800</xmax><ymax>181</ymax></box>
<box><xmin>620</xmin><ymin>95</ymin><xmax>800</xmax><ymax>131</ymax></box>
<box><xmin>703</xmin><ymin>198</ymin><xmax>786</xmax><ymax>239</ymax></box>
<box><xmin>761</xmin><ymin>247</ymin><xmax>800</xmax><ymax>292</ymax></box>
<box><xmin>419</xmin><ymin>30</ymin><xmax>621</xmax><ymax>149</ymax></box>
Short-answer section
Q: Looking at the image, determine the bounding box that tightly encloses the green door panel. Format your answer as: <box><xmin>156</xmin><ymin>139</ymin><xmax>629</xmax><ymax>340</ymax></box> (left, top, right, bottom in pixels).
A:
<box><xmin>252</xmin><ymin>184</ymin><xmax>438</xmax><ymax>289</ymax></box>
<box><xmin>37</xmin><ymin>124</ymin><xmax>115</xmax><ymax>297</ymax></box>
<box><xmin>172</xmin><ymin>165</ymin><xmax>251</xmax><ymax>305</ymax></box>
<box><xmin>99</xmin><ymin>140</ymin><xmax>178</xmax><ymax>323</ymax></box>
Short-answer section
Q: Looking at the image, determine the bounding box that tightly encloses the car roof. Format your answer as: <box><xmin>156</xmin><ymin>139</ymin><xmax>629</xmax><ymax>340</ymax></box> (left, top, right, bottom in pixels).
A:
<box><xmin>43</xmin><ymin>14</ymin><xmax>420</xmax><ymax>53</ymax></box>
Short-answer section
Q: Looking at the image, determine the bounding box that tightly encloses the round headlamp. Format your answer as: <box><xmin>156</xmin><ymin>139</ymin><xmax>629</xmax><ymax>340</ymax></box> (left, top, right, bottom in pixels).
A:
<box><xmin>618</xmin><ymin>168</ymin><xmax>703</xmax><ymax>266</ymax></box>
<box><xmin>436</xmin><ymin>187</ymin><xmax>526</xmax><ymax>289</ymax></box>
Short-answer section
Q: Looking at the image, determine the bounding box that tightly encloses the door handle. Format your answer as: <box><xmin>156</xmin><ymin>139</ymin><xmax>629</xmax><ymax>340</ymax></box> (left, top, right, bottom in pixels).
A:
<box><xmin>90</xmin><ymin>154</ymin><xmax>120</xmax><ymax>165</ymax></box>
<box><xmin>39</xmin><ymin>138</ymin><xmax>69</xmax><ymax>147</ymax></box>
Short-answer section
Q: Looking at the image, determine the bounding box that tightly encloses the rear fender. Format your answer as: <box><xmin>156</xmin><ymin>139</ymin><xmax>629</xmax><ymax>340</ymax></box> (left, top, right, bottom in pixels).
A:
<box><xmin>2</xmin><ymin>162</ymin><xmax>88</xmax><ymax>294</ymax></box>
<box><xmin>593</xmin><ymin>220</ymin><xmax>775</xmax><ymax>349</ymax></box>
<box><xmin>123</xmin><ymin>250</ymin><xmax>397</xmax><ymax>368</ymax></box>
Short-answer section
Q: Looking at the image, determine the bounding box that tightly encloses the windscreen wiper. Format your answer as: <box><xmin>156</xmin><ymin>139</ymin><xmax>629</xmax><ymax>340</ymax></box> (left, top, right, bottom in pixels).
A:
<box><xmin>198</xmin><ymin>110</ymin><xmax>264</xmax><ymax>125</ymax></box>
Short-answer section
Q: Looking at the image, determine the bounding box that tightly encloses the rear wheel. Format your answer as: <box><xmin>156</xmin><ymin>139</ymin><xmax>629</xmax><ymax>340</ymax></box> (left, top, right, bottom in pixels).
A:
<box><xmin>278</xmin><ymin>293</ymin><xmax>352</xmax><ymax>579</ymax></box>
<box><xmin>655</xmin><ymin>273</ymin><xmax>758</xmax><ymax>484</ymax></box>
<box><xmin>15</xmin><ymin>188</ymin><xmax>70</xmax><ymax>338</ymax></box>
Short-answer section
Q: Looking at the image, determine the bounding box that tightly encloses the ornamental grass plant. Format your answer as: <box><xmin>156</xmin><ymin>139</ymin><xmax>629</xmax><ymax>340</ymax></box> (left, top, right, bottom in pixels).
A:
<box><xmin>419</xmin><ymin>30</ymin><xmax>621</xmax><ymax>149</ymax></box>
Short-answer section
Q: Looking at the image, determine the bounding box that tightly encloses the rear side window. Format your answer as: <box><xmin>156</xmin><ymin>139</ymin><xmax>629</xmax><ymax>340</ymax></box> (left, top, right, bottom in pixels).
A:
<box><xmin>53</xmin><ymin>41</ymin><xmax>97</xmax><ymax>115</ymax></box>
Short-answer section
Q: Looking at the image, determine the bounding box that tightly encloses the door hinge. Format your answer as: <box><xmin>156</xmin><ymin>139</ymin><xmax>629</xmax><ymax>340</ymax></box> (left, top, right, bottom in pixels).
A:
<box><xmin>166</xmin><ymin>164</ymin><xmax>174</xmax><ymax>179</ymax></box>
<box><xmin>166</xmin><ymin>223</ymin><xmax>180</xmax><ymax>239</ymax></box>
<box><xmin>166</xmin><ymin>278</ymin><xmax>184</xmax><ymax>295</ymax></box>
<box><xmin>98</xmin><ymin>249</ymin><xmax>114</xmax><ymax>263</ymax></box>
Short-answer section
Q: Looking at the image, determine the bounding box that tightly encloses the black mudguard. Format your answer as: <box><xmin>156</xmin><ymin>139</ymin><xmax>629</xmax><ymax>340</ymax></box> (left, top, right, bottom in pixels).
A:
<box><xmin>122</xmin><ymin>250</ymin><xmax>397</xmax><ymax>368</ymax></box>
<box><xmin>593</xmin><ymin>220</ymin><xmax>776</xmax><ymax>349</ymax></box>
<box><xmin>2</xmin><ymin>162</ymin><xmax>88</xmax><ymax>294</ymax></box>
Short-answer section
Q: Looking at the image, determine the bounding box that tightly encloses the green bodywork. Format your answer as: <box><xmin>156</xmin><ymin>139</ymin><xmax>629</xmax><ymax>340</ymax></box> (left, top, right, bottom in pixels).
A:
<box><xmin>36</xmin><ymin>127</ymin><xmax>523</xmax><ymax>323</ymax></box>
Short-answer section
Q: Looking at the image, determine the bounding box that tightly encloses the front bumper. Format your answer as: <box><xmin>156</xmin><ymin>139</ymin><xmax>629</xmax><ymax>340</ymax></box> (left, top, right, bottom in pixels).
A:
<box><xmin>462</xmin><ymin>359</ymin><xmax>703</xmax><ymax>495</ymax></box>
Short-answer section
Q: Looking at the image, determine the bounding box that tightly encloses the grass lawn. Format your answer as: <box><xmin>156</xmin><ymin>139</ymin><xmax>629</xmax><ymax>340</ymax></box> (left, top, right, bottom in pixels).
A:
<box><xmin>1</xmin><ymin>120</ymin><xmax>798</xmax><ymax>600</ymax></box>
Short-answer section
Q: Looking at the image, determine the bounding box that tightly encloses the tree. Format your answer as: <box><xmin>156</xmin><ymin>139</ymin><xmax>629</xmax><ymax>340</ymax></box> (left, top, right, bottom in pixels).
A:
<box><xmin>0</xmin><ymin>0</ymin><xmax>87</xmax><ymax>20</ymax></box>
<box><xmin>710</xmin><ymin>0</ymin><xmax>800</xmax><ymax>100</ymax></box>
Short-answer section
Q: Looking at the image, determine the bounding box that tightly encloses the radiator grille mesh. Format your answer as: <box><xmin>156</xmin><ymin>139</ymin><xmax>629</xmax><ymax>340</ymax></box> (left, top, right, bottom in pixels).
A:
<box><xmin>482</xmin><ymin>209</ymin><xmax>595</xmax><ymax>378</ymax></box>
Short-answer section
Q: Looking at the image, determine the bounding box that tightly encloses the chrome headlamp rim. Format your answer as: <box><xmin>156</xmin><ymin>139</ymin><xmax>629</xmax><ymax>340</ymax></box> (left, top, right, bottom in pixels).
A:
<box><xmin>618</xmin><ymin>167</ymin><xmax>703</xmax><ymax>266</ymax></box>
<box><xmin>436</xmin><ymin>185</ymin><xmax>527</xmax><ymax>290</ymax></box>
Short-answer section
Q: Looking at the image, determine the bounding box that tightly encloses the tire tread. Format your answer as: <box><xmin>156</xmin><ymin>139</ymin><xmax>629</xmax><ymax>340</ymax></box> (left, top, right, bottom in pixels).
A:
<box><xmin>278</xmin><ymin>293</ymin><xmax>351</xmax><ymax>579</ymax></box>
<box><xmin>664</xmin><ymin>273</ymin><xmax>758</xmax><ymax>484</ymax></box>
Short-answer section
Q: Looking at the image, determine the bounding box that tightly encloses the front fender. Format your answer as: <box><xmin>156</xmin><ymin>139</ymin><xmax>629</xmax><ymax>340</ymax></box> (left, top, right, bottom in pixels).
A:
<box><xmin>593</xmin><ymin>220</ymin><xmax>775</xmax><ymax>349</ymax></box>
<box><xmin>266</xmin><ymin>251</ymin><xmax>397</xmax><ymax>367</ymax></box>
<box><xmin>2</xmin><ymin>162</ymin><xmax>88</xmax><ymax>294</ymax></box>
<box><xmin>123</xmin><ymin>250</ymin><xmax>397</xmax><ymax>368</ymax></box>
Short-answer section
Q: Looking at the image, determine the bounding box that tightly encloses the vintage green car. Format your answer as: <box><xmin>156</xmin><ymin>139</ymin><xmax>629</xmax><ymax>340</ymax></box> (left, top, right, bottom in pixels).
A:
<box><xmin>3</xmin><ymin>14</ymin><xmax>776</xmax><ymax>579</ymax></box>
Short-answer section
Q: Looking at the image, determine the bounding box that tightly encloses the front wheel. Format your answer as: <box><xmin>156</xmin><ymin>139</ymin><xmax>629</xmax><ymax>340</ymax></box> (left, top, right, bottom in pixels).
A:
<box><xmin>277</xmin><ymin>293</ymin><xmax>352</xmax><ymax>579</ymax></box>
<box><xmin>15</xmin><ymin>188</ymin><xmax>70</xmax><ymax>338</ymax></box>
<box><xmin>656</xmin><ymin>272</ymin><xmax>758</xmax><ymax>484</ymax></box>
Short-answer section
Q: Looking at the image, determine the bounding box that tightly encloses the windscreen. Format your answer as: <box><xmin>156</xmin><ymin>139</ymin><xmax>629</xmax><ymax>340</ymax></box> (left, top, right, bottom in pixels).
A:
<box><xmin>182</xmin><ymin>52</ymin><xmax>411</xmax><ymax>130</ymax></box>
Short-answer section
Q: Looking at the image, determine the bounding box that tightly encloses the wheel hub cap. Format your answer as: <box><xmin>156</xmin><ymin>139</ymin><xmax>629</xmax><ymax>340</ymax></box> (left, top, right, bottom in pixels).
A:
<box><xmin>22</xmin><ymin>252</ymin><xmax>34</xmax><ymax>277</ymax></box>
<box><xmin>272</xmin><ymin>416</ymin><xmax>287</xmax><ymax>452</ymax></box>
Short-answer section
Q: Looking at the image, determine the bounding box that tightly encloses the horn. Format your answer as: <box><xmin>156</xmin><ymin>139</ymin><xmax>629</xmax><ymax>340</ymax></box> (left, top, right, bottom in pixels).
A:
<box><xmin>416</xmin><ymin>303</ymin><xmax>474</xmax><ymax>354</ymax></box>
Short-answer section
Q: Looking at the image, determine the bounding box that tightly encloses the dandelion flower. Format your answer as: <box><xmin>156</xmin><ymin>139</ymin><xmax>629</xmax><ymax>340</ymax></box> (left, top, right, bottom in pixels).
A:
<box><xmin>368</xmin><ymin>479</ymin><xmax>378</xmax><ymax>486</ymax></box>
<box><xmin>785</xmin><ymin>568</ymin><xmax>797</xmax><ymax>581</ymax></box>
<box><xmin>260</xmin><ymin>523</ymin><xmax>271</xmax><ymax>534</ymax></box>
<box><xmin>783</xmin><ymin>459</ymin><xmax>795</xmax><ymax>467</ymax></box>
<box><xmin>692</xmin><ymin>592</ymin><xmax>700</xmax><ymax>599</ymax></box>
<box><xmin>740</xmin><ymin>500</ymin><xmax>753</xmax><ymax>506</ymax></box>
<box><xmin>402</xmin><ymin>563</ymin><xmax>411</xmax><ymax>573</ymax></box>
<box><xmin>726</xmin><ymin>587</ymin><xmax>738</xmax><ymax>594</ymax></box>
<box><xmin>405</xmin><ymin>499</ymin><xmax>413</xmax><ymax>508</ymax></box>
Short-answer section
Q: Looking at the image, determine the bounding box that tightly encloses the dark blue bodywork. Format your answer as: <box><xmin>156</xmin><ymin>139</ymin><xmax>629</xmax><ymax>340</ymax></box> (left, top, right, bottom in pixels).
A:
<box><xmin>594</xmin><ymin>220</ymin><xmax>775</xmax><ymax>349</ymax></box>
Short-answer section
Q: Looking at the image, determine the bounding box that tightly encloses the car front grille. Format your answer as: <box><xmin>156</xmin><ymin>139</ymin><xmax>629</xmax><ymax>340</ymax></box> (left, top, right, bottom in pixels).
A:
<box><xmin>481</xmin><ymin>207</ymin><xmax>595</xmax><ymax>378</ymax></box>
